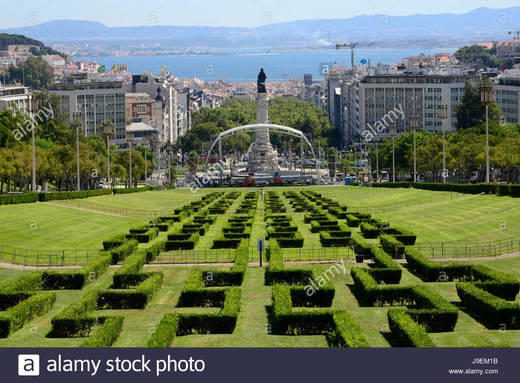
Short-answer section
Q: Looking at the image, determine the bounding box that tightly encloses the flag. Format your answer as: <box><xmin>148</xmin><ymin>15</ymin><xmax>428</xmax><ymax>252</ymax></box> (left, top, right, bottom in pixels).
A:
<box><xmin>161</xmin><ymin>65</ymin><xmax>167</xmax><ymax>73</ymax></box>
<box><xmin>98</xmin><ymin>65</ymin><xmax>106</xmax><ymax>73</ymax></box>
<box><xmin>111</xmin><ymin>64</ymin><xmax>119</xmax><ymax>72</ymax></box>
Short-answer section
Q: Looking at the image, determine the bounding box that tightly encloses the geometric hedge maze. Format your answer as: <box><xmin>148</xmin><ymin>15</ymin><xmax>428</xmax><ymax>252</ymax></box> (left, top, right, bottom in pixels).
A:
<box><xmin>1</xmin><ymin>188</ymin><xmax>519</xmax><ymax>348</ymax></box>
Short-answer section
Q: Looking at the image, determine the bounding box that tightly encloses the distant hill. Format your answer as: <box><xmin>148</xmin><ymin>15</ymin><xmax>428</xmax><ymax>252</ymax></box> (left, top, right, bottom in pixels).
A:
<box><xmin>1</xmin><ymin>7</ymin><xmax>520</xmax><ymax>49</ymax></box>
<box><xmin>0</xmin><ymin>33</ymin><xmax>65</xmax><ymax>57</ymax></box>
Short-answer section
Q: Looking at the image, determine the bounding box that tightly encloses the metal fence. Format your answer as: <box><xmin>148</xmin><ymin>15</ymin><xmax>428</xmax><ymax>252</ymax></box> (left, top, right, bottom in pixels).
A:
<box><xmin>0</xmin><ymin>247</ymin><xmax>98</xmax><ymax>267</ymax></box>
<box><xmin>150</xmin><ymin>247</ymin><xmax>257</xmax><ymax>264</ymax></box>
<box><xmin>417</xmin><ymin>238</ymin><xmax>520</xmax><ymax>259</ymax></box>
<box><xmin>281</xmin><ymin>246</ymin><xmax>354</xmax><ymax>262</ymax></box>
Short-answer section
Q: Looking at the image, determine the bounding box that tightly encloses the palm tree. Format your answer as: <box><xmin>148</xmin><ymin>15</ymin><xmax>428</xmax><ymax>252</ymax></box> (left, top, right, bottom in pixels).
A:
<box><xmin>100</xmin><ymin>120</ymin><xmax>115</xmax><ymax>187</ymax></box>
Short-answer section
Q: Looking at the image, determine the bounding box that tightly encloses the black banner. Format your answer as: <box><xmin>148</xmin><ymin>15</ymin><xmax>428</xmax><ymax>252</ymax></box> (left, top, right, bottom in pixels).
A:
<box><xmin>6</xmin><ymin>348</ymin><xmax>517</xmax><ymax>382</ymax></box>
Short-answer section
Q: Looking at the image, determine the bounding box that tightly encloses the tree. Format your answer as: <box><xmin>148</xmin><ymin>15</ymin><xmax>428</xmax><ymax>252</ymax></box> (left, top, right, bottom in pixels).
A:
<box><xmin>455</xmin><ymin>78</ymin><xmax>501</xmax><ymax>130</ymax></box>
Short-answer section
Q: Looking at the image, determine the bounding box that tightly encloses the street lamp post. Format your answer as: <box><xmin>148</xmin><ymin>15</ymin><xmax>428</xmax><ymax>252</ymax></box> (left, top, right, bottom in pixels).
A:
<box><xmin>481</xmin><ymin>84</ymin><xmax>494</xmax><ymax>183</ymax></box>
<box><xmin>437</xmin><ymin>105</ymin><xmax>449</xmax><ymax>184</ymax></box>
<box><xmin>29</xmin><ymin>94</ymin><xmax>36</xmax><ymax>192</ymax></box>
<box><xmin>375</xmin><ymin>142</ymin><xmax>379</xmax><ymax>183</ymax></box>
<box><xmin>410</xmin><ymin>117</ymin><xmax>420</xmax><ymax>183</ymax></box>
<box><xmin>127</xmin><ymin>134</ymin><xmax>133</xmax><ymax>188</ymax></box>
<box><xmin>390</xmin><ymin>128</ymin><xmax>396</xmax><ymax>183</ymax></box>
<box><xmin>72</xmin><ymin>111</ymin><xmax>82</xmax><ymax>191</ymax></box>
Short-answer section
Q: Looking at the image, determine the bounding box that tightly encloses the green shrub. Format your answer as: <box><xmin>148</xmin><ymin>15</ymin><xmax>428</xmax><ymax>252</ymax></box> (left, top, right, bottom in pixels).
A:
<box><xmin>351</xmin><ymin>234</ymin><xmax>371</xmax><ymax>256</ymax></box>
<box><xmin>346</xmin><ymin>214</ymin><xmax>361</xmax><ymax>227</ymax></box>
<box><xmin>113</xmin><ymin>251</ymin><xmax>147</xmax><ymax>288</ymax></box>
<box><xmin>98</xmin><ymin>272</ymin><xmax>164</xmax><ymax>309</ymax></box>
<box><xmin>146</xmin><ymin>313</ymin><xmax>179</xmax><ymax>347</ymax></box>
<box><xmin>113</xmin><ymin>187</ymin><xmax>150</xmax><ymax>194</ymax></box>
<box><xmin>83</xmin><ymin>253</ymin><xmax>112</xmax><ymax>283</ymax></box>
<box><xmin>51</xmin><ymin>290</ymin><xmax>99</xmax><ymax>337</ymax></box>
<box><xmin>212</xmin><ymin>237</ymin><xmax>243</xmax><ymax>249</ymax></box>
<box><xmin>320</xmin><ymin>232</ymin><xmax>351</xmax><ymax>247</ymax></box>
<box><xmin>329</xmin><ymin>310</ymin><xmax>369</xmax><ymax>347</ymax></box>
<box><xmin>380</xmin><ymin>234</ymin><xmax>405</xmax><ymax>258</ymax></box>
<box><xmin>0</xmin><ymin>292</ymin><xmax>56</xmax><ymax>338</ymax></box>
<box><xmin>456</xmin><ymin>283</ymin><xmax>520</xmax><ymax>328</ymax></box>
<box><xmin>276</xmin><ymin>233</ymin><xmax>304</xmax><ymax>248</ymax></box>
<box><xmin>41</xmin><ymin>271</ymin><xmax>86</xmax><ymax>290</ymax></box>
<box><xmin>102</xmin><ymin>234</ymin><xmax>127</xmax><ymax>251</ymax></box>
<box><xmin>360</xmin><ymin>222</ymin><xmax>379</xmax><ymax>238</ymax></box>
<box><xmin>126</xmin><ymin>228</ymin><xmax>159</xmax><ymax>243</ymax></box>
<box><xmin>383</xmin><ymin>227</ymin><xmax>417</xmax><ymax>245</ymax></box>
<box><xmin>0</xmin><ymin>192</ymin><xmax>39</xmax><ymax>205</ymax></box>
<box><xmin>109</xmin><ymin>240</ymin><xmax>138</xmax><ymax>264</ymax></box>
<box><xmin>79</xmin><ymin>316</ymin><xmax>124</xmax><ymax>347</ymax></box>
<box><xmin>388</xmin><ymin>309</ymin><xmax>435</xmax><ymax>347</ymax></box>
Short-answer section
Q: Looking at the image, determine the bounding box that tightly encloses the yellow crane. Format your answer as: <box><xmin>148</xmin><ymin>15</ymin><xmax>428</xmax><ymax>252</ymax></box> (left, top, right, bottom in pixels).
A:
<box><xmin>336</xmin><ymin>42</ymin><xmax>359</xmax><ymax>72</ymax></box>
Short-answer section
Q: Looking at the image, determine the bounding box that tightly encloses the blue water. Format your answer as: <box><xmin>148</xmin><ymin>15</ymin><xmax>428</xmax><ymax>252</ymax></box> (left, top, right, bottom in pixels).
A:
<box><xmin>78</xmin><ymin>48</ymin><xmax>455</xmax><ymax>82</ymax></box>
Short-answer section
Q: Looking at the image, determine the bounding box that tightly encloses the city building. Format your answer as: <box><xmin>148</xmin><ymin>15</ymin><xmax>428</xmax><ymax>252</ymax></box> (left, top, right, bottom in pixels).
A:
<box><xmin>0</xmin><ymin>85</ymin><xmax>32</xmax><ymax>114</ymax></box>
<box><xmin>125</xmin><ymin>92</ymin><xmax>163</xmax><ymax>142</ymax></box>
<box><xmin>49</xmin><ymin>73</ymin><xmax>127</xmax><ymax>143</ymax></box>
<box><xmin>327</xmin><ymin>69</ymin><xmax>479</xmax><ymax>145</ymax></box>
<box><xmin>495</xmin><ymin>71</ymin><xmax>520</xmax><ymax>124</ymax></box>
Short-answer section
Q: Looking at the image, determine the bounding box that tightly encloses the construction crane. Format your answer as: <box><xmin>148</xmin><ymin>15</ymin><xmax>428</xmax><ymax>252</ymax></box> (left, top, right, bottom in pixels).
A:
<box><xmin>336</xmin><ymin>42</ymin><xmax>359</xmax><ymax>72</ymax></box>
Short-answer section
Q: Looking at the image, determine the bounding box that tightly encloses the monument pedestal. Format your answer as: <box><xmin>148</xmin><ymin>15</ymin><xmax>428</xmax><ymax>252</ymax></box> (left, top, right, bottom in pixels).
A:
<box><xmin>246</xmin><ymin>93</ymin><xmax>279</xmax><ymax>173</ymax></box>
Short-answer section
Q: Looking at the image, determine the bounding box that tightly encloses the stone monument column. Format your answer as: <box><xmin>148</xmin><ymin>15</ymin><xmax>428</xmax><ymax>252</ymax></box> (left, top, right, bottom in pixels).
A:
<box><xmin>256</xmin><ymin>91</ymin><xmax>269</xmax><ymax>140</ymax></box>
<box><xmin>246</xmin><ymin>68</ymin><xmax>279</xmax><ymax>173</ymax></box>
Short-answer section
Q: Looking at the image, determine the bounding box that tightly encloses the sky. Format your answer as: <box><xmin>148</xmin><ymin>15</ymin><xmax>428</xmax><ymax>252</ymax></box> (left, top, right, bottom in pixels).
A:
<box><xmin>1</xmin><ymin>0</ymin><xmax>519</xmax><ymax>28</ymax></box>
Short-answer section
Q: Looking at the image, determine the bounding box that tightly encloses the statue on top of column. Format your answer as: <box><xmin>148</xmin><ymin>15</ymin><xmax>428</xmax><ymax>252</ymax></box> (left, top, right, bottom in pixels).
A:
<box><xmin>257</xmin><ymin>68</ymin><xmax>267</xmax><ymax>94</ymax></box>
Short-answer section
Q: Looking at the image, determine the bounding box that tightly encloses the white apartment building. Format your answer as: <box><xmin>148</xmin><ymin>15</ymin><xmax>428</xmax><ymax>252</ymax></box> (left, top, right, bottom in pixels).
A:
<box><xmin>0</xmin><ymin>85</ymin><xmax>32</xmax><ymax>115</ymax></box>
<box><xmin>49</xmin><ymin>74</ymin><xmax>127</xmax><ymax>143</ymax></box>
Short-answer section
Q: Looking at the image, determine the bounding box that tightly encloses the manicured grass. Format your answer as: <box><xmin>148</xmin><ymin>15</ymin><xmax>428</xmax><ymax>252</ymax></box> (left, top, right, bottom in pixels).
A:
<box><xmin>75</xmin><ymin>189</ymin><xmax>211</xmax><ymax>213</ymax></box>
<box><xmin>0</xmin><ymin>203</ymin><xmax>144</xmax><ymax>251</ymax></box>
<box><xmin>376</xmin><ymin>194</ymin><xmax>520</xmax><ymax>243</ymax></box>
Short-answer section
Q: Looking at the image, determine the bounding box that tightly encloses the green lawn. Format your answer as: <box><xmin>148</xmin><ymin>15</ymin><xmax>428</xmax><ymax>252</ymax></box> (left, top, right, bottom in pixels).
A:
<box><xmin>0</xmin><ymin>203</ymin><xmax>144</xmax><ymax>251</ymax></box>
<box><xmin>376</xmin><ymin>194</ymin><xmax>520</xmax><ymax>243</ymax></box>
<box><xmin>64</xmin><ymin>189</ymin><xmax>212</xmax><ymax>214</ymax></box>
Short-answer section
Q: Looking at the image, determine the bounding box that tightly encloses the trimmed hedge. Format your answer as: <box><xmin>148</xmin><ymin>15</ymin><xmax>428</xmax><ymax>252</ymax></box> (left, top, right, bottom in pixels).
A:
<box><xmin>388</xmin><ymin>309</ymin><xmax>435</xmax><ymax>347</ymax></box>
<box><xmin>113</xmin><ymin>187</ymin><xmax>150</xmax><ymax>194</ymax></box>
<box><xmin>98</xmin><ymin>272</ymin><xmax>164</xmax><ymax>310</ymax></box>
<box><xmin>383</xmin><ymin>227</ymin><xmax>417</xmax><ymax>245</ymax></box>
<box><xmin>373</xmin><ymin>181</ymin><xmax>520</xmax><ymax>197</ymax></box>
<box><xmin>79</xmin><ymin>316</ymin><xmax>124</xmax><ymax>347</ymax></box>
<box><xmin>346</xmin><ymin>214</ymin><xmax>361</xmax><ymax>227</ymax></box>
<box><xmin>457</xmin><ymin>283</ymin><xmax>520</xmax><ymax>328</ymax></box>
<box><xmin>51</xmin><ymin>290</ymin><xmax>99</xmax><ymax>337</ymax></box>
<box><xmin>360</xmin><ymin>222</ymin><xmax>379</xmax><ymax>238</ymax></box>
<box><xmin>102</xmin><ymin>234</ymin><xmax>127</xmax><ymax>251</ymax></box>
<box><xmin>0</xmin><ymin>192</ymin><xmax>39</xmax><ymax>205</ymax></box>
<box><xmin>380</xmin><ymin>234</ymin><xmax>405</xmax><ymax>259</ymax></box>
<box><xmin>351</xmin><ymin>234</ymin><xmax>371</xmax><ymax>257</ymax></box>
<box><xmin>113</xmin><ymin>251</ymin><xmax>147</xmax><ymax>288</ymax></box>
<box><xmin>0</xmin><ymin>292</ymin><xmax>56</xmax><ymax>338</ymax></box>
<box><xmin>405</xmin><ymin>248</ymin><xmax>520</xmax><ymax>300</ymax></box>
<box><xmin>177</xmin><ymin>287</ymin><xmax>241</xmax><ymax>335</ymax></box>
<box><xmin>146</xmin><ymin>313</ymin><xmax>179</xmax><ymax>347</ymax></box>
<box><xmin>320</xmin><ymin>231</ymin><xmax>351</xmax><ymax>247</ymax></box>
<box><xmin>276</xmin><ymin>232</ymin><xmax>304</xmax><ymax>248</ymax></box>
<box><xmin>329</xmin><ymin>310</ymin><xmax>370</xmax><ymax>347</ymax></box>
<box><xmin>109</xmin><ymin>240</ymin><xmax>139</xmax><ymax>264</ymax></box>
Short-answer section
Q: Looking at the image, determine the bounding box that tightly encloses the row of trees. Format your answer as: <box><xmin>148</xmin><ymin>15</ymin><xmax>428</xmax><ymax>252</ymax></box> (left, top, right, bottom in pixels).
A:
<box><xmin>0</xmin><ymin>93</ymin><xmax>152</xmax><ymax>193</ymax></box>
